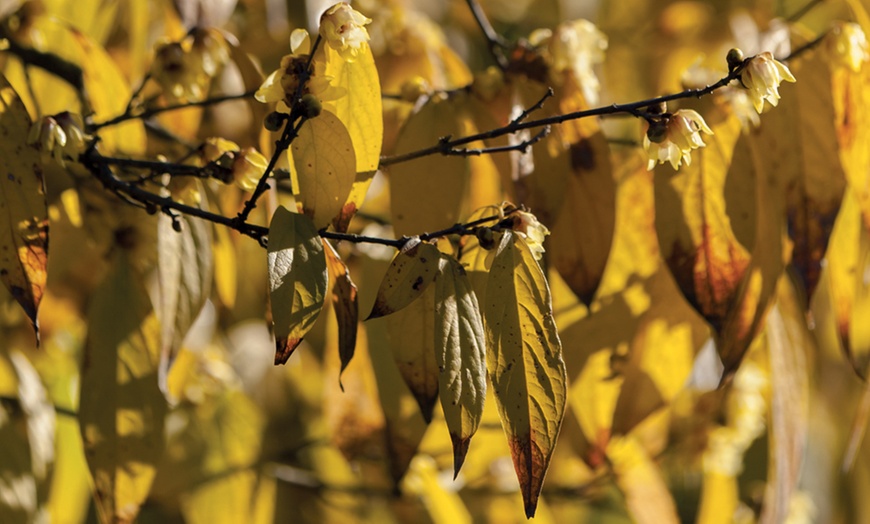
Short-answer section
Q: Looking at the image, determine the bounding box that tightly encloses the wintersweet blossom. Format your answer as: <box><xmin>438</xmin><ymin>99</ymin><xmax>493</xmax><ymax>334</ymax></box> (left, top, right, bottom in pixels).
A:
<box><xmin>319</xmin><ymin>2</ymin><xmax>372</xmax><ymax>62</ymax></box>
<box><xmin>643</xmin><ymin>109</ymin><xmax>713</xmax><ymax>171</ymax></box>
<box><xmin>512</xmin><ymin>210</ymin><xmax>550</xmax><ymax>260</ymax></box>
<box><xmin>828</xmin><ymin>22</ymin><xmax>870</xmax><ymax>73</ymax></box>
<box><xmin>255</xmin><ymin>28</ymin><xmax>345</xmax><ymax>114</ymax></box>
<box><xmin>27</xmin><ymin>112</ymin><xmax>90</xmax><ymax>167</ymax></box>
<box><xmin>201</xmin><ymin>137</ymin><xmax>268</xmax><ymax>191</ymax></box>
<box><xmin>530</xmin><ymin>19</ymin><xmax>607</xmax><ymax>104</ymax></box>
<box><xmin>151</xmin><ymin>30</ymin><xmax>229</xmax><ymax>103</ymax></box>
<box><xmin>739</xmin><ymin>52</ymin><xmax>795</xmax><ymax>113</ymax></box>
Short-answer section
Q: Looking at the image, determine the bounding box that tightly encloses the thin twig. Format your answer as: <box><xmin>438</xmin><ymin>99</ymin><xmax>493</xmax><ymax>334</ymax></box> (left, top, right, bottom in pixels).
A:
<box><xmin>465</xmin><ymin>0</ymin><xmax>510</xmax><ymax>70</ymax></box>
<box><xmin>782</xmin><ymin>31</ymin><xmax>829</xmax><ymax>62</ymax></box>
<box><xmin>380</xmin><ymin>62</ymin><xmax>748</xmax><ymax>168</ymax></box>
<box><xmin>92</xmin><ymin>90</ymin><xmax>257</xmax><ymax>129</ymax></box>
<box><xmin>787</xmin><ymin>0</ymin><xmax>824</xmax><ymax>22</ymax></box>
<box><xmin>446</xmin><ymin>127</ymin><xmax>550</xmax><ymax>156</ymax></box>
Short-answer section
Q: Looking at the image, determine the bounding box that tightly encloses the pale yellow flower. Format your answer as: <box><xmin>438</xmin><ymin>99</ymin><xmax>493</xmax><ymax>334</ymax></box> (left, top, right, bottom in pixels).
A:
<box><xmin>739</xmin><ymin>51</ymin><xmax>795</xmax><ymax>113</ymax></box>
<box><xmin>255</xmin><ymin>28</ymin><xmax>345</xmax><ymax>114</ymax></box>
<box><xmin>828</xmin><ymin>21</ymin><xmax>870</xmax><ymax>73</ymax></box>
<box><xmin>27</xmin><ymin>112</ymin><xmax>90</xmax><ymax>167</ymax></box>
<box><xmin>532</xmin><ymin>19</ymin><xmax>607</xmax><ymax>104</ymax></box>
<box><xmin>319</xmin><ymin>2</ymin><xmax>372</xmax><ymax>62</ymax></box>
<box><xmin>643</xmin><ymin>109</ymin><xmax>713</xmax><ymax>170</ymax></box>
<box><xmin>512</xmin><ymin>210</ymin><xmax>550</xmax><ymax>260</ymax></box>
<box><xmin>682</xmin><ymin>60</ymin><xmax>760</xmax><ymax>131</ymax></box>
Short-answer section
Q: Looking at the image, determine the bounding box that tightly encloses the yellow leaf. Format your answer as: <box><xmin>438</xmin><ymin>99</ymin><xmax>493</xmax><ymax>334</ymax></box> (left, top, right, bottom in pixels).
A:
<box><xmin>402</xmin><ymin>456</ymin><xmax>472</xmax><ymax>524</ymax></box>
<box><xmin>697</xmin><ymin>470</ymin><xmax>739</xmax><ymax>524</ymax></box>
<box><xmin>292</xmin><ymin>109</ymin><xmax>356</xmax><ymax>229</ymax></box>
<box><xmin>606</xmin><ymin>436</ymin><xmax>679</xmax><ymax>524</ymax></box>
<box><xmin>389</xmin><ymin>95</ymin><xmax>483</xmax><ymax>235</ymax></box>
<box><xmin>368</xmin><ymin>239</ymin><xmax>440</xmax><ymax>319</ymax></box>
<box><xmin>79</xmin><ymin>253</ymin><xmax>167</xmax><ymax>524</ymax></box>
<box><xmin>41</xmin><ymin>0</ymin><xmax>119</xmax><ymax>43</ymax></box>
<box><xmin>267</xmin><ymin>207</ymin><xmax>328</xmax><ymax>364</ymax></box>
<box><xmin>323</xmin><ymin>239</ymin><xmax>359</xmax><ymax>387</ymax></box>
<box><xmin>319</xmin><ymin>41</ymin><xmax>381</xmax><ymax>230</ymax></box>
<box><xmin>212</xmin><ymin>224</ymin><xmax>237</xmax><ymax>309</ymax></box>
<box><xmin>434</xmin><ymin>255</ymin><xmax>486</xmax><ymax>476</ymax></box>
<box><xmin>156</xmin><ymin>192</ymin><xmax>213</xmax><ymax>392</ymax></box>
<box><xmin>483</xmin><ymin>231</ymin><xmax>567</xmax><ymax>518</ymax></box>
<box><xmin>0</xmin><ymin>75</ymin><xmax>47</xmax><ymax>334</ymax></box>
<box><xmin>387</xmin><ymin>282</ymin><xmax>439</xmax><ymax>422</ymax></box>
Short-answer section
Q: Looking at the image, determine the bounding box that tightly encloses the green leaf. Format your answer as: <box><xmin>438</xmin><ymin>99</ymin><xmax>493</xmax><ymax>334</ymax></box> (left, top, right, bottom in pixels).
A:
<box><xmin>434</xmin><ymin>255</ymin><xmax>486</xmax><ymax>477</ymax></box>
<box><xmin>292</xmin><ymin>109</ymin><xmax>357</xmax><ymax>229</ymax></box>
<box><xmin>367</xmin><ymin>239</ymin><xmax>441</xmax><ymax>319</ymax></box>
<box><xmin>0</xmin><ymin>75</ymin><xmax>47</xmax><ymax>335</ymax></box>
<box><xmin>483</xmin><ymin>231</ymin><xmax>567</xmax><ymax>518</ymax></box>
<box><xmin>157</xmin><ymin>190</ymin><xmax>213</xmax><ymax>392</ymax></box>
<box><xmin>267</xmin><ymin>207</ymin><xmax>328</xmax><ymax>364</ymax></box>
<box><xmin>80</xmin><ymin>253</ymin><xmax>167</xmax><ymax>524</ymax></box>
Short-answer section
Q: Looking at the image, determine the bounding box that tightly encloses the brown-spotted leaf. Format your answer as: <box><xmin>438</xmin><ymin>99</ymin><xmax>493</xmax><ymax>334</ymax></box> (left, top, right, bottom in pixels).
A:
<box><xmin>367</xmin><ymin>239</ymin><xmax>440</xmax><ymax>319</ymax></box>
<box><xmin>292</xmin><ymin>109</ymin><xmax>356</xmax><ymax>230</ymax></box>
<box><xmin>434</xmin><ymin>255</ymin><xmax>486</xmax><ymax>477</ymax></box>
<box><xmin>267</xmin><ymin>207</ymin><xmax>328</xmax><ymax>364</ymax></box>
<box><xmin>156</xmin><ymin>189</ymin><xmax>213</xmax><ymax>393</ymax></box>
<box><xmin>0</xmin><ymin>75</ymin><xmax>47</xmax><ymax>335</ymax></box>
<box><xmin>80</xmin><ymin>254</ymin><xmax>167</xmax><ymax>524</ymax></box>
<box><xmin>484</xmin><ymin>231</ymin><xmax>567</xmax><ymax>518</ymax></box>
<box><xmin>655</xmin><ymin>112</ymin><xmax>749</xmax><ymax>335</ymax></box>
<box><xmin>323</xmin><ymin>239</ymin><xmax>359</xmax><ymax>388</ymax></box>
<box><xmin>386</xmin><ymin>281</ymin><xmax>439</xmax><ymax>423</ymax></box>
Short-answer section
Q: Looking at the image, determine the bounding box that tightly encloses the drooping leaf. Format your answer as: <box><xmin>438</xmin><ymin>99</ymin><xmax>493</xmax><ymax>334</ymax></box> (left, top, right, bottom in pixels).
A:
<box><xmin>323</xmin><ymin>239</ymin><xmax>359</xmax><ymax>388</ymax></box>
<box><xmin>389</xmin><ymin>93</ymin><xmax>500</xmax><ymax>237</ymax></box>
<box><xmin>319</xmin><ymin>40</ymin><xmax>381</xmax><ymax>230</ymax></box>
<box><xmin>367</xmin><ymin>239</ymin><xmax>440</xmax><ymax>320</ymax></box>
<box><xmin>267</xmin><ymin>207</ymin><xmax>328</xmax><ymax>364</ymax></box>
<box><xmin>386</xmin><ymin>283</ymin><xmax>439</xmax><ymax>423</ymax></box>
<box><xmin>483</xmin><ymin>231</ymin><xmax>567</xmax><ymax>518</ymax></box>
<box><xmin>80</xmin><ymin>253</ymin><xmax>167</xmax><ymax>524</ymax></box>
<box><xmin>156</xmin><ymin>191</ymin><xmax>213</xmax><ymax>393</ymax></box>
<box><xmin>607</xmin><ymin>436</ymin><xmax>680</xmax><ymax>524</ymax></box>
<box><xmin>0</xmin><ymin>75</ymin><xmax>47</xmax><ymax>335</ymax></box>
<box><xmin>291</xmin><ymin>109</ymin><xmax>356</xmax><ymax>230</ymax></box>
<box><xmin>434</xmin><ymin>255</ymin><xmax>486</xmax><ymax>477</ymax></box>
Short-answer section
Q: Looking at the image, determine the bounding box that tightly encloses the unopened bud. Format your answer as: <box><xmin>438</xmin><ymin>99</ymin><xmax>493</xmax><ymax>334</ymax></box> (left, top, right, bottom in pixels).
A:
<box><xmin>476</xmin><ymin>227</ymin><xmax>496</xmax><ymax>250</ymax></box>
<box><xmin>264</xmin><ymin>111</ymin><xmax>286</xmax><ymax>132</ymax></box>
<box><xmin>726</xmin><ymin>48</ymin><xmax>745</xmax><ymax>71</ymax></box>
<box><xmin>172</xmin><ymin>219</ymin><xmax>182</xmax><ymax>233</ymax></box>
<box><xmin>299</xmin><ymin>93</ymin><xmax>322</xmax><ymax>118</ymax></box>
<box><xmin>647</xmin><ymin>101</ymin><xmax>667</xmax><ymax>115</ymax></box>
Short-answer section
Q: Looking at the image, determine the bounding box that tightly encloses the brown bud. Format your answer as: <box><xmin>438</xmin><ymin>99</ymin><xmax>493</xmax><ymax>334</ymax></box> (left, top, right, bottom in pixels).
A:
<box><xmin>300</xmin><ymin>93</ymin><xmax>322</xmax><ymax>118</ymax></box>
<box><xmin>476</xmin><ymin>227</ymin><xmax>496</xmax><ymax>250</ymax></box>
<box><xmin>264</xmin><ymin>111</ymin><xmax>285</xmax><ymax>132</ymax></box>
<box><xmin>646</xmin><ymin>119</ymin><xmax>669</xmax><ymax>143</ymax></box>
<box><xmin>726</xmin><ymin>48</ymin><xmax>745</xmax><ymax>71</ymax></box>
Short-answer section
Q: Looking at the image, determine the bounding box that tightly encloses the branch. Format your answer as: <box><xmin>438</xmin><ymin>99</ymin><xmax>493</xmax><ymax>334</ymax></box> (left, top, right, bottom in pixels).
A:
<box><xmin>465</xmin><ymin>0</ymin><xmax>510</xmax><ymax>70</ymax></box>
<box><xmin>380</xmin><ymin>62</ymin><xmax>748</xmax><ymax>168</ymax></box>
<box><xmin>82</xmin><ymin>148</ymin><xmax>269</xmax><ymax>244</ymax></box>
<box><xmin>787</xmin><ymin>0</ymin><xmax>824</xmax><ymax>22</ymax></box>
<box><xmin>91</xmin><ymin>90</ymin><xmax>257</xmax><ymax>130</ymax></box>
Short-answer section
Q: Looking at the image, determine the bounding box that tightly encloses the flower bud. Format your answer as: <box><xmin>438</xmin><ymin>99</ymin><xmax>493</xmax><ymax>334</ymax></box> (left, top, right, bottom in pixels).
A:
<box><xmin>726</xmin><ymin>48</ymin><xmax>745</xmax><ymax>71</ymax></box>
<box><xmin>264</xmin><ymin>111</ymin><xmax>286</xmax><ymax>132</ymax></box>
<box><xmin>299</xmin><ymin>93</ymin><xmax>322</xmax><ymax>118</ymax></box>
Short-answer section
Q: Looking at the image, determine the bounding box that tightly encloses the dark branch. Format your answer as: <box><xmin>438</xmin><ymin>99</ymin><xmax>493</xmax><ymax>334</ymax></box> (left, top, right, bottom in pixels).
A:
<box><xmin>92</xmin><ymin>90</ymin><xmax>257</xmax><ymax>130</ymax></box>
<box><xmin>465</xmin><ymin>0</ymin><xmax>510</xmax><ymax>70</ymax></box>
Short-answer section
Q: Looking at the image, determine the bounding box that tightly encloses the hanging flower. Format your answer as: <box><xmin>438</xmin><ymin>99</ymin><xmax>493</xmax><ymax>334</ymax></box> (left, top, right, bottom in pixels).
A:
<box><xmin>643</xmin><ymin>109</ymin><xmax>713</xmax><ymax>170</ymax></box>
<box><xmin>255</xmin><ymin>28</ymin><xmax>345</xmax><ymax>114</ymax></box>
<box><xmin>827</xmin><ymin>21</ymin><xmax>870</xmax><ymax>73</ymax></box>
<box><xmin>512</xmin><ymin>210</ymin><xmax>550</xmax><ymax>260</ymax></box>
<box><xmin>232</xmin><ymin>148</ymin><xmax>268</xmax><ymax>191</ymax></box>
<box><xmin>319</xmin><ymin>2</ymin><xmax>372</xmax><ymax>62</ymax></box>
<box><xmin>530</xmin><ymin>19</ymin><xmax>607</xmax><ymax>104</ymax></box>
<box><xmin>739</xmin><ymin>51</ymin><xmax>795</xmax><ymax>113</ymax></box>
<box><xmin>27</xmin><ymin>112</ymin><xmax>90</xmax><ymax>167</ymax></box>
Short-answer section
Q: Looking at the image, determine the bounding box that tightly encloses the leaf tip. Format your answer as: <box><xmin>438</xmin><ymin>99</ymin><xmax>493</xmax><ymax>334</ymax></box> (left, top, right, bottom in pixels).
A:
<box><xmin>450</xmin><ymin>433</ymin><xmax>471</xmax><ymax>479</ymax></box>
<box><xmin>275</xmin><ymin>337</ymin><xmax>303</xmax><ymax>364</ymax></box>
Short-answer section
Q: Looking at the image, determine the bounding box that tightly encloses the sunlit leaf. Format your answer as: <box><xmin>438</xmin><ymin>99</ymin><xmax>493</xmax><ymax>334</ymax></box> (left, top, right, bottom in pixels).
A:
<box><xmin>402</xmin><ymin>456</ymin><xmax>472</xmax><ymax>524</ymax></box>
<box><xmin>607</xmin><ymin>436</ymin><xmax>680</xmax><ymax>524</ymax></box>
<box><xmin>79</xmin><ymin>253</ymin><xmax>167</xmax><ymax>524</ymax></box>
<box><xmin>0</xmin><ymin>75</ymin><xmax>47</xmax><ymax>335</ymax></box>
<box><xmin>323</xmin><ymin>239</ymin><xmax>359</xmax><ymax>387</ymax></box>
<box><xmin>292</xmin><ymin>109</ymin><xmax>356</xmax><ymax>230</ymax></box>
<box><xmin>434</xmin><ymin>254</ymin><xmax>486</xmax><ymax>477</ymax></box>
<box><xmin>156</xmin><ymin>192</ymin><xmax>213</xmax><ymax>393</ymax></box>
<box><xmin>483</xmin><ymin>231</ymin><xmax>567</xmax><ymax>518</ymax></box>
<box><xmin>368</xmin><ymin>239</ymin><xmax>440</xmax><ymax>320</ymax></box>
<box><xmin>267</xmin><ymin>206</ymin><xmax>328</xmax><ymax>364</ymax></box>
<box><xmin>320</xmin><ymin>42</ymin><xmax>382</xmax><ymax>230</ymax></box>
